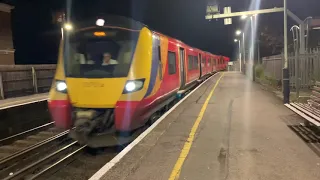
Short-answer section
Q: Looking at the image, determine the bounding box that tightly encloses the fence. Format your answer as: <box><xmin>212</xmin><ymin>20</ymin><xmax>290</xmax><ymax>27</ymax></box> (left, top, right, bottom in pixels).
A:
<box><xmin>0</xmin><ymin>65</ymin><xmax>56</xmax><ymax>99</ymax></box>
<box><xmin>261</xmin><ymin>49</ymin><xmax>320</xmax><ymax>90</ymax></box>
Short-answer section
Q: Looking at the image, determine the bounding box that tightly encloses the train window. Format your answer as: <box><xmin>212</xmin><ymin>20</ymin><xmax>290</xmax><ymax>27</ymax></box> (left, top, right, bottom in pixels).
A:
<box><xmin>65</xmin><ymin>29</ymin><xmax>139</xmax><ymax>78</ymax></box>
<box><xmin>188</xmin><ymin>55</ymin><xmax>193</xmax><ymax>70</ymax></box>
<box><xmin>168</xmin><ymin>51</ymin><xmax>176</xmax><ymax>74</ymax></box>
<box><xmin>193</xmin><ymin>56</ymin><xmax>198</xmax><ymax>69</ymax></box>
<box><xmin>158</xmin><ymin>46</ymin><xmax>163</xmax><ymax>80</ymax></box>
<box><xmin>201</xmin><ymin>58</ymin><xmax>205</xmax><ymax>68</ymax></box>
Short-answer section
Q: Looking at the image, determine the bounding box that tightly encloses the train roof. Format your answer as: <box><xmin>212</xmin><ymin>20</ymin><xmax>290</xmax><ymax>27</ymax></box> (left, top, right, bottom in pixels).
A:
<box><xmin>72</xmin><ymin>14</ymin><xmax>147</xmax><ymax>31</ymax></box>
<box><xmin>72</xmin><ymin>15</ymin><xmax>228</xmax><ymax>58</ymax></box>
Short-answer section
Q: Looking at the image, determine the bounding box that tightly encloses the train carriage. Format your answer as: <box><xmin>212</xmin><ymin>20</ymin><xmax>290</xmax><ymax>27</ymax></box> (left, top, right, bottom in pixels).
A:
<box><xmin>48</xmin><ymin>15</ymin><xmax>229</xmax><ymax>147</ymax></box>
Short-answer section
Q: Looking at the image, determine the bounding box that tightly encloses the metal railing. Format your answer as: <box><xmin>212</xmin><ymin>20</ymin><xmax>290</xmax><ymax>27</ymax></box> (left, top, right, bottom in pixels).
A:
<box><xmin>0</xmin><ymin>49</ymin><xmax>15</xmax><ymax>54</ymax></box>
<box><xmin>261</xmin><ymin>49</ymin><xmax>320</xmax><ymax>91</ymax></box>
<box><xmin>0</xmin><ymin>65</ymin><xmax>56</xmax><ymax>99</ymax></box>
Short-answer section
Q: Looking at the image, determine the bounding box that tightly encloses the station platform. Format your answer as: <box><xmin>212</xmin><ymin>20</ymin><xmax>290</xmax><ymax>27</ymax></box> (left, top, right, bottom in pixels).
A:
<box><xmin>0</xmin><ymin>93</ymin><xmax>48</xmax><ymax>110</ymax></box>
<box><xmin>91</xmin><ymin>72</ymin><xmax>320</xmax><ymax>180</ymax></box>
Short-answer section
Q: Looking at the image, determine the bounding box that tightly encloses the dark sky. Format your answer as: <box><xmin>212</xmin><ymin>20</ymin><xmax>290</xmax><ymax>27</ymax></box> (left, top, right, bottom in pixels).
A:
<box><xmin>2</xmin><ymin>0</ymin><xmax>320</xmax><ymax>64</ymax></box>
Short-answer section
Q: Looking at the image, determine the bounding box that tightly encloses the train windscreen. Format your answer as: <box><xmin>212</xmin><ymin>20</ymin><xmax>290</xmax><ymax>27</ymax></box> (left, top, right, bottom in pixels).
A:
<box><xmin>64</xmin><ymin>28</ymin><xmax>140</xmax><ymax>78</ymax></box>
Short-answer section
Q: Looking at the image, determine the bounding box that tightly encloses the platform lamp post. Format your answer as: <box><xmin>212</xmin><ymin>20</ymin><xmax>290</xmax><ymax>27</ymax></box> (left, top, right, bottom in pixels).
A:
<box><xmin>240</xmin><ymin>14</ymin><xmax>257</xmax><ymax>79</ymax></box>
<box><xmin>236</xmin><ymin>30</ymin><xmax>245</xmax><ymax>74</ymax></box>
<box><xmin>234</xmin><ymin>39</ymin><xmax>242</xmax><ymax>72</ymax></box>
<box><xmin>240</xmin><ymin>15</ymin><xmax>255</xmax><ymax>66</ymax></box>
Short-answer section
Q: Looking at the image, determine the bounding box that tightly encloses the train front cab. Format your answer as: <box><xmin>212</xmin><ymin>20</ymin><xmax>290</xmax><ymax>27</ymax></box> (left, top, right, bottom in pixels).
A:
<box><xmin>48</xmin><ymin>23</ymin><xmax>182</xmax><ymax>147</ymax></box>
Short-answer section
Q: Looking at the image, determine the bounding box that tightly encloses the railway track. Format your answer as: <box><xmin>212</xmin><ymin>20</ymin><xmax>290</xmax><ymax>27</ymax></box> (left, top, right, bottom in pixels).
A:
<box><xmin>0</xmin><ymin>125</ymin><xmax>65</xmax><ymax>160</ymax></box>
<box><xmin>0</xmin><ymin>122</ymin><xmax>55</xmax><ymax>146</ymax></box>
<box><xmin>0</xmin><ymin>134</ymin><xmax>117</xmax><ymax>180</ymax></box>
<box><xmin>1</xmin><ymin>140</ymin><xmax>85</xmax><ymax>180</ymax></box>
<box><xmin>0</xmin><ymin>123</ymin><xmax>118</xmax><ymax>180</ymax></box>
<box><xmin>0</xmin><ymin>122</ymin><xmax>77</xmax><ymax>180</ymax></box>
<box><xmin>0</xmin><ymin>130</ymin><xmax>74</xmax><ymax>179</ymax></box>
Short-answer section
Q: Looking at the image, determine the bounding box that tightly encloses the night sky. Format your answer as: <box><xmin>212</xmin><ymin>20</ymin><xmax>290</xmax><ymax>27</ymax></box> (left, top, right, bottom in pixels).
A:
<box><xmin>1</xmin><ymin>0</ymin><xmax>320</xmax><ymax>64</ymax></box>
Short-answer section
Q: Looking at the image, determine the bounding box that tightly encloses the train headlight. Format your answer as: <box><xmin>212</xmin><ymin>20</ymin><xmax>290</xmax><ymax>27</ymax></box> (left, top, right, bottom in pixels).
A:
<box><xmin>123</xmin><ymin>79</ymin><xmax>145</xmax><ymax>94</ymax></box>
<box><xmin>56</xmin><ymin>80</ymin><xmax>67</xmax><ymax>93</ymax></box>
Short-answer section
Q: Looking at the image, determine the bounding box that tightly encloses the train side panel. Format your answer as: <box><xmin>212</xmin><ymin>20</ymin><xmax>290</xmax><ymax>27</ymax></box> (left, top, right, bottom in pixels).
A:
<box><xmin>185</xmin><ymin>47</ymin><xmax>200</xmax><ymax>85</ymax></box>
<box><xmin>116</xmin><ymin>32</ymin><xmax>182</xmax><ymax>131</ymax></box>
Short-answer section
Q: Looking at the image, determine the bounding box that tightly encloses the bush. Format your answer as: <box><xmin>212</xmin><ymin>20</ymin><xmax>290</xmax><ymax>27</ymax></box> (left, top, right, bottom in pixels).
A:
<box><xmin>255</xmin><ymin>65</ymin><xmax>264</xmax><ymax>79</ymax></box>
<box><xmin>265</xmin><ymin>75</ymin><xmax>280</xmax><ymax>88</ymax></box>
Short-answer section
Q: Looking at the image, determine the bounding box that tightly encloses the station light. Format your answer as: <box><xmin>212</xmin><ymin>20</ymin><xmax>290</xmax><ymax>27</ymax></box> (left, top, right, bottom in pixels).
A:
<box><xmin>64</xmin><ymin>23</ymin><xmax>73</xmax><ymax>31</ymax></box>
<box><xmin>234</xmin><ymin>39</ymin><xmax>238</xmax><ymax>42</ymax></box>
<box><xmin>96</xmin><ymin>19</ymin><xmax>105</xmax><ymax>26</ymax></box>
<box><xmin>241</xmin><ymin>15</ymin><xmax>248</xmax><ymax>20</ymax></box>
<box><xmin>235</xmin><ymin>30</ymin><xmax>242</xmax><ymax>36</ymax></box>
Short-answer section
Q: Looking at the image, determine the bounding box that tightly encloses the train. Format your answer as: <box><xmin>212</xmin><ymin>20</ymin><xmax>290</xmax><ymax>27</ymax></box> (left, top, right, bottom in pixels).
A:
<box><xmin>48</xmin><ymin>15</ymin><xmax>229</xmax><ymax>148</ymax></box>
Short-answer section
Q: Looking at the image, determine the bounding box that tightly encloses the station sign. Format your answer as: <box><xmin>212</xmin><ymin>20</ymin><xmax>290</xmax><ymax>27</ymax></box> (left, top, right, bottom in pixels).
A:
<box><xmin>223</xmin><ymin>7</ymin><xmax>232</xmax><ymax>25</ymax></box>
<box><xmin>206</xmin><ymin>0</ymin><xmax>220</xmax><ymax>14</ymax></box>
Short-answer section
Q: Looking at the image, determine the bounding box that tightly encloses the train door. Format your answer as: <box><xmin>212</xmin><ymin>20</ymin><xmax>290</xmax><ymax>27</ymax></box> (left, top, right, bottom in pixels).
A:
<box><xmin>199</xmin><ymin>53</ymin><xmax>202</xmax><ymax>78</ymax></box>
<box><xmin>179</xmin><ymin>47</ymin><xmax>186</xmax><ymax>89</ymax></box>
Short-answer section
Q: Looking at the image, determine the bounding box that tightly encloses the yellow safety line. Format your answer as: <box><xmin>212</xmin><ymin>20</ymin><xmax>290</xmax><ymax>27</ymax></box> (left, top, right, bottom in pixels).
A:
<box><xmin>168</xmin><ymin>73</ymin><xmax>224</xmax><ymax>180</ymax></box>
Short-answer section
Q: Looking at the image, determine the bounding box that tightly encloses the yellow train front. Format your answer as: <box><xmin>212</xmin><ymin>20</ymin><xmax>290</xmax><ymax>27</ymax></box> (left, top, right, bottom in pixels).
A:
<box><xmin>48</xmin><ymin>16</ymin><xmax>167</xmax><ymax>147</ymax></box>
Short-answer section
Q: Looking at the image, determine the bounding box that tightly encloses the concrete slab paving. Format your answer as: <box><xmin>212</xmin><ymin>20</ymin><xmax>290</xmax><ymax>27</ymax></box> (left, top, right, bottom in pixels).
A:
<box><xmin>99</xmin><ymin>72</ymin><xmax>320</xmax><ymax>180</ymax></box>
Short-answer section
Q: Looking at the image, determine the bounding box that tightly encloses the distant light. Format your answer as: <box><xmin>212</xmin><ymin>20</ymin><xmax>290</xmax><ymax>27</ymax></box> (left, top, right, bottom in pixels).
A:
<box><xmin>241</xmin><ymin>15</ymin><xmax>248</xmax><ymax>20</ymax></box>
<box><xmin>234</xmin><ymin>39</ymin><xmax>238</xmax><ymax>42</ymax></box>
<box><xmin>64</xmin><ymin>23</ymin><xmax>73</xmax><ymax>31</ymax></box>
<box><xmin>313</xmin><ymin>27</ymin><xmax>320</xmax><ymax>30</ymax></box>
<box><xmin>96</xmin><ymin>19</ymin><xmax>105</xmax><ymax>26</ymax></box>
<box><xmin>235</xmin><ymin>30</ymin><xmax>242</xmax><ymax>36</ymax></box>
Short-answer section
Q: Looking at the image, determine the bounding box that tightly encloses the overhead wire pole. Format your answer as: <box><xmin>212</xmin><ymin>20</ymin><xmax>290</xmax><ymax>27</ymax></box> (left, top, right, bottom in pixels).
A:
<box><xmin>250</xmin><ymin>16</ymin><xmax>255</xmax><ymax>80</ymax></box>
<box><xmin>239</xmin><ymin>40</ymin><xmax>242</xmax><ymax>72</ymax></box>
<box><xmin>242</xmin><ymin>32</ymin><xmax>245</xmax><ymax>67</ymax></box>
<box><xmin>283</xmin><ymin>0</ymin><xmax>290</xmax><ymax>103</ymax></box>
<box><xmin>235</xmin><ymin>39</ymin><xmax>242</xmax><ymax>72</ymax></box>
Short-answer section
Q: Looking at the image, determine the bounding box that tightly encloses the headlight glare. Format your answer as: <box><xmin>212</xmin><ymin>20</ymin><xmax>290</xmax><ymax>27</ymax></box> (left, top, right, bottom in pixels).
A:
<box><xmin>123</xmin><ymin>79</ymin><xmax>145</xmax><ymax>94</ymax></box>
<box><xmin>125</xmin><ymin>82</ymin><xmax>136</xmax><ymax>92</ymax></box>
<box><xmin>56</xmin><ymin>80</ymin><xmax>67</xmax><ymax>93</ymax></box>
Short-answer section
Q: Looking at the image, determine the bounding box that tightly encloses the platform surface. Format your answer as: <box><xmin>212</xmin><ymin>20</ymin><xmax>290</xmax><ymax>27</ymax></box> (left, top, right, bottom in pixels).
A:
<box><xmin>95</xmin><ymin>72</ymin><xmax>320</xmax><ymax>180</ymax></box>
<box><xmin>0</xmin><ymin>93</ymin><xmax>48</xmax><ymax>110</ymax></box>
